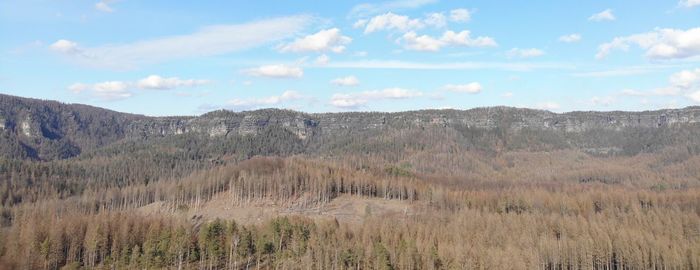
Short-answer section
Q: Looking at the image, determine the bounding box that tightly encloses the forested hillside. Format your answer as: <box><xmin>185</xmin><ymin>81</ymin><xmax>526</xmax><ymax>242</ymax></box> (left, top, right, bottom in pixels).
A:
<box><xmin>0</xmin><ymin>94</ymin><xmax>699</xmax><ymax>269</ymax></box>
<box><xmin>3</xmin><ymin>94</ymin><xmax>700</xmax><ymax>161</ymax></box>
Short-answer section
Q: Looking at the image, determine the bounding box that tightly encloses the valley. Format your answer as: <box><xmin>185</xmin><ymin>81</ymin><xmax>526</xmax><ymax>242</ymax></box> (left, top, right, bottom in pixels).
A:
<box><xmin>0</xmin><ymin>94</ymin><xmax>699</xmax><ymax>269</ymax></box>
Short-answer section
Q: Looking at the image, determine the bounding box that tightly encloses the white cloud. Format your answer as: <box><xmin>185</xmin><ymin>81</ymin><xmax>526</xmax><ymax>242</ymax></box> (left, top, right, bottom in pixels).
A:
<box><xmin>330</xmin><ymin>88</ymin><xmax>423</xmax><ymax>108</ymax></box>
<box><xmin>362</xmin><ymin>12</ymin><xmax>425</xmax><ymax>33</ymax></box>
<box><xmin>679</xmin><ymin>0</ymin><xmax>700</xmax><ymax>8</ymax></box>
<box><xmin>244</xmin><ymin>64</ymin><xmax>303</xmax><ymax>78</ymax></box>
<box><xmin>620</xmin><ymin>69</ymin><xmax>700</xmax><ymax>104</ymax></box>
<box><xmin>349</xmin><ymin>0</ymin><xmax>437</xmax><ymax>17</ymax></box>
<box><xmin>401</xmin><ymin>31</ymin><xmax>443</xmax><ymax>51</ymax></box>
<box><xmin>588</xmin><ymin>9</ymin><xmax>615</xmax><ymax>22</ymax></box>
<box><xmin>331</xmin><ymin>76</ymin><xmax>360</xmax><ymax>86</ymax></box>
<box><xmin>424</xmin><ymin>12</ymin><xmax>447</xmax><ymax>28</ymax></box>
<box><xmin>441</xmin><ymin>30</ymin><xmax>497</xmax><ymax>47</ymax></box>
<box><xmin>69</xmin><ymin>81</ymin><xmax>131</xmax><ymax>101</ymax></box>
<box><xmin>330</xmin><ymin>94</ymin><xmax>367</xmax><ymax>108</ymax></box>
<box><xmin>502</xmin><ymin>92</ymin><xmax>514</xmax><ymax>98</ymax></box>
<box><xmin>444</xmin><ymin>82</ymin><xmax>482</xmax><ymax>94</ymax></box>
<box><xmin>534</xmin><ymin>102</ymin><xmax>560</xmax><ymax>111</ymax></box>
<box><xmin>449</xmin><ymin>9</ymin><xmax>471</xmax><ymax>22</ymax></box>
<box><xmin>399</xmin><ymin>30</ymin><xmax>497</xmax><ymax>51</ymax></box>
<box><xmin>49</xmin><ymin>39</ymin><xmax>80</xmax><ymax>54</ymax></box>
<box><xmin>353</xmin><ymin>19</ymin><xmax>368</xmax><ymax>29</ymax></box>
<box><xmin>278</xmin><ymin>28</ymin><xmax>351</xmax><ymax>53</ymax></box>
<box><xmin>558</xmin><ymin>33</ymin><xmax>581</xmax><ymax>43</ymax></box>
<box><xmin>596</xmin><ymin>27</ymin><xmax>700</xmax><ymax>60</ymax></box>
<box><xmin>136</xmin><ymin>75</ymin><xmax>209</xmax><ymax>90</ymax></box>
<box><xmin>506</xmin><ymin>48</ymin><xmax>545</xmax><ymax>58</ymax></box>
<box><xmin>361</xmin><ymin>11</ymin><xmax>486</xmax><ymax>35</ymax></box>
<box><xmin>68</xmin><ymin>75</ymin><xmax>209</xmax><ymax>100</ymax></box>
<box><xmin>93</xmin><ymin>81</ymin><xmax>128</xmax><ymax>92</ymax></box>
<box><xmin>95</xmin><ymin>1</ymin><xmax>114</xmax><ymax>12</ymax></box>
<box><xmin>670</xmin><ymin>68</ymin><xmax>700</xmax><ymax>88</ymax></box>
<box><xmin>49</xmin><ymin>15</ymin><xmax>311</xmax><ymax>69</ymax></box>
<box><xmin>228</xmin><ymin>90</ymin><xmax>303</xmax><ymax>109</ymax></box>
<box><xmin>315</xmin><ymin>54</ymin><xmax>330</xmax><ymax>65</ymax></box>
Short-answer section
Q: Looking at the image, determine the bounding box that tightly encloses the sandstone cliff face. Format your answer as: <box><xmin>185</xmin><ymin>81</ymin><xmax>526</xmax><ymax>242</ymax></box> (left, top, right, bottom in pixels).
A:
<box><xmin>2</xmin><ymin>93</ymin><xmax>700</xmax><ymax>160</ymax></box>
<box><xmin>125</xmin><ymin>109</ymin><xmax>319</xmax><ymax>139</ymax></box>
<box><xmin>123</xmin><ymin>107</ymin><xmax>700</xmax><ymax>139</ymax></box>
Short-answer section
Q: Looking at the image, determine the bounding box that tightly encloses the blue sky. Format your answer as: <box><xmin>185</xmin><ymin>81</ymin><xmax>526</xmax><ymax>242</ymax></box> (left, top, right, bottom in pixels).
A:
<box><xmin>1</xmin><ymin>0</ymin><xmax>700</xmax><ymax>116</ymax></box>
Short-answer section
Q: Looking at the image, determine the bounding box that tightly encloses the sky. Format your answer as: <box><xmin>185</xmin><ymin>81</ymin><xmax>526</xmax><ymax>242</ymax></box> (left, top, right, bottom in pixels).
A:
<box><xmin>1</xmin><ymin>0</ymin><xmax>700</xmax><ymax>116</ymax></box>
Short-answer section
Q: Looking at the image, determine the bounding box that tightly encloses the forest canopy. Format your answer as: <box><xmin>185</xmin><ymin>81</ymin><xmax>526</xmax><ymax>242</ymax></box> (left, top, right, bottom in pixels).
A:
<box><xmin>0</xmin><ymin>94</ymin><xmax>699</xmax><ymax>269</ymax></box>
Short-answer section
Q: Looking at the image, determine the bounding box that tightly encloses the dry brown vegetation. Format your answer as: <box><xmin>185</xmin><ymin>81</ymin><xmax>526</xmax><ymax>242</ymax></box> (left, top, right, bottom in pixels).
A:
<box><xmin>1</xmin><ymin>95</ymin><xmax>699</xmax><ymax>269</ymax></box>
<box><xmin>1</xmin><ymin>150</ymin><xmax>699</xmax><ymax>269</ymax></box>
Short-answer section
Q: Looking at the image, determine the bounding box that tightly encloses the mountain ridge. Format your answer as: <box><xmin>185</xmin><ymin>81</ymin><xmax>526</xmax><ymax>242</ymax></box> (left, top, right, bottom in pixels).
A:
<box><xmin>2</xmin><ymin>93</ymin><xmax>700</xmax><ymax>160</ymax></box>
<box><xmin>4</xmin><ymin>92</ymin><xmax>700</xmax><ymax>117</ymax></box>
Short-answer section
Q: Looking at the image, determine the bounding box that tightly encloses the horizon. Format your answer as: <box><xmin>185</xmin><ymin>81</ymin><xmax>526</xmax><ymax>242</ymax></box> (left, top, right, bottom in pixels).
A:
<box><xmin>1</xmin><ymin>0</ymin><xmax>700</xmax><ymax>116</ymax></box>
<box><xmin>5</xmin><ymin>92</ymin><xmax>700</xmax><ymax>118</ymax></box>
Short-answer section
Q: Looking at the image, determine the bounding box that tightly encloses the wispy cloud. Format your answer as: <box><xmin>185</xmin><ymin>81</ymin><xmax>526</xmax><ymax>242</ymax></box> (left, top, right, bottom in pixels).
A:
<box><xmin>449</xmin><ymin>9</ymin><xmax>471</xmax><ymax>23</ymax></box>
<box><xmin>358</xmin><ymin>11</ymin><xmax>484</xmax><ymax>37</ymax></box>
<box><xmin>596</xmin><ymin>27</ymin><xmax>700</xmax><ymax>60</ymax></box>
<box><xmin>69</xmin><ymin>75</ymin><xmax>210</xmax><ymax>101</ymax></box>
<box><xmin>331</xmin><ymin>76</ymin><xmax>360</xmax><ymax>86</ymax></box>
<box><xmin>228</xmin><ymin>90</ymin><xmax>304</xmax><ymax>110</ymax></box>
<box><xmin>330</xmin><ymin>88</ymin><xmax>423</xmax><ymax>108</ymax></box>
<box><xmin>443</xmin><ymin>82</ymin><xmax>482</xmax><ymax>94</ymax></box>
<box><xmin>69</xmin><ymin>81</ymin><xmax>131</xmax><ymax>101</ymax></box>
<box><xmin>278</xmin><ymin>28</ymin><xmax>351</xmax><ymax>53</ymax></box>
<box><xmin>558</xmin><ymin>33</ymin><xmax>581</xmax><ymax>43</ymax></box>
<box><xmin>244</xmin><ymin>64</ymin><xmax>304</xmax><ymax>78</ymax></box>
<box><xmin>198</xmin><ymin>91</ymin><xmax>307</xmax><ymax>112</ymax></box>
<box><xmin>49</xmin><ymin>15</ymin><xmax>312</xmax><ymax>69</ymax></box>
<box><xmin>506</xmin><ymin>48</ymin><xmax>545</xmax><ymax>58</ymax></box>
<box><xmin>679</xmin><ymin>0</ymin><xmax>700</xmax><ymax>8</ymax></box>
<box><xmin>399</xmin><ymin>30</ymin><xmax>497</xmax><ymax>52</ymax></box>
<box><xmin>588</xmin><ymin>9</ymin><xmax>615</xmax><ymax>22</ymax></box>
<box><xmin>136</xmin><ymin>75</ymin><xmax>209</xmax><ymax>90</ymax></box>
<box><xmin>571</xmin><ymin>65</ymin><xmax>678</xmax><ymax>78</ymax></box>
<box><xmin>360</xmin><ymin>12</ymin><xmax>426</xmax><ymax>34</ymax></box>
<box><xmin>317</xmin><ymin>60</ymin><xmax>568</xmax><ymax>71</ymax></box>
<box><xmin>95</xmin><ymin>0</ymin><xmax>118</xmax><ymax>13</ymax></box>
<box><xmin>619</xmin><ymin>69</ymin><xmax>700</xmax><ymax>103</ymax></box>
<box><xmin>349</xmin><ymin>0</ymin><xmax>437</xmax><ymax>18</ymax></box>
<box><xmin>315</xmin><ymin>54</ymin><xmax>330</xmax><ymax>65</ymax></box>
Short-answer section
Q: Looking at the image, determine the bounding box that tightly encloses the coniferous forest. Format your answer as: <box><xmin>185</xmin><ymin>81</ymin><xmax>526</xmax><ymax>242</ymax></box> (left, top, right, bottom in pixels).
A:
<box><xmin>1</xmin><ymin>94</ymin><xmax>700</xmax><ymax>269</ymax></box>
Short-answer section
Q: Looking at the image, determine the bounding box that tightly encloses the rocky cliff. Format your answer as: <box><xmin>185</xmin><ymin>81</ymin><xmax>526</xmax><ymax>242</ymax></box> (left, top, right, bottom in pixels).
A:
<box><xmin>124</xmin><ymin>106</ymin><xmax>700</xmax><ymax>139</ymax></box>
<box><xmin>1</xmin><ymin>93</ymin><xmax>699</xmax><ymax>160</ymax></box>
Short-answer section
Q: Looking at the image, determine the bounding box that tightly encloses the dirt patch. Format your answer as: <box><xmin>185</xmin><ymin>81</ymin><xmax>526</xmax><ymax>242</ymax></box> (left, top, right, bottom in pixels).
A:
<box><xmin>137</xmin><ymin>194</ymin><xmax>424</xmax><ymax>225</ymax></box>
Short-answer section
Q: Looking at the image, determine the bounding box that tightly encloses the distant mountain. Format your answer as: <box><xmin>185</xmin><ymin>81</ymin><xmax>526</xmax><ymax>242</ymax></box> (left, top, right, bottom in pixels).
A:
<box><xmin>1</xmin><ymin>93</ymin><xmax>700</xmax><ymax>160</ymax></box>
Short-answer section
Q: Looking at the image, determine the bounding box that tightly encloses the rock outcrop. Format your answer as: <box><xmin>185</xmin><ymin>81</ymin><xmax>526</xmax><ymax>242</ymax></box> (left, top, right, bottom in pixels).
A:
<box><xmin>123</xmin><ymin>106</ymin><xmax>700</xmax><ymax>139</ymax></box>
<box><xmin>1</xmin><ymin>93</ymin><xmax>699</xmax><ymax>160</ymax></box>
